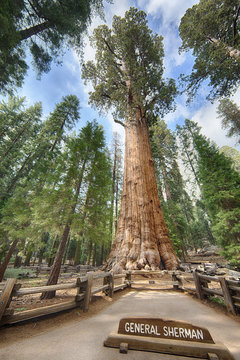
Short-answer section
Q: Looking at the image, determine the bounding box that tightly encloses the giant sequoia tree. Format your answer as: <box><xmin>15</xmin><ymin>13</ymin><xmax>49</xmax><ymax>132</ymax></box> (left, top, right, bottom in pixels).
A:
<box><xmin>82</xmin><ymin>8</ymin><xmax>179</xmax><ymax>272</ymax></box>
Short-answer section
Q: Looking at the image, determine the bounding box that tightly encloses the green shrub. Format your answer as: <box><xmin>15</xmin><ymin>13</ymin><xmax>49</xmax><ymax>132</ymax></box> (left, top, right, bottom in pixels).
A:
<box><xmin>4</xmin><ymin>267</ymin><xmax>35</xmax><ymax>279</ymax></box>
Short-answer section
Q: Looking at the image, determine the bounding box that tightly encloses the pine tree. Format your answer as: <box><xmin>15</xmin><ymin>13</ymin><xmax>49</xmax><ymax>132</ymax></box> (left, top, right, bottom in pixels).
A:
<box><xmin>38</xmin><ymin>121</ymin><xmax>111</xmax><ymax>298</ymax></box>
<box><xmin>0</xmin><ymin>95</ymin><xmax>80</xmax><ymax>281</ymax></box>
<box><xmin>194</xmin><ymin>132</ymin><xmax>240</xmax><ymax>266</ymax></box>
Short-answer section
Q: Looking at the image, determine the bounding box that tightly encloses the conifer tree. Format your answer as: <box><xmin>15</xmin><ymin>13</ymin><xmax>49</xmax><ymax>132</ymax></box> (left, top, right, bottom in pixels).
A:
<box><xmin>180</xmin><ymin>120</ymin><xmax>240</xmax><ymax>267</ymax></box>
<box><xmin>38</xmin><ymin>121</ymin><xmax>111</xmax><ymax>298</ymax></box>
<box><xmin>0</xmin><ymin>95</ymin><xmax>80</xmax><ymax>281</ymax></box>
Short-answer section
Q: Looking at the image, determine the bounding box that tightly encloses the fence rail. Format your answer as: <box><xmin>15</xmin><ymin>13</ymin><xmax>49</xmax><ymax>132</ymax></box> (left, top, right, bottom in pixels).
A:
<box><xmin>0</xmin><ymin>269</ymin><xmax>239</xmax><ymax>328</ymax></box>
<box><xmin>192</xmin><ymin>270</ymin><xmax>240</xmax><ymax>315</ymax></box>
<box><xmin>0</xmin><ymin>271</ymin><xmax>130</xmax><ymax>326</ymax></box>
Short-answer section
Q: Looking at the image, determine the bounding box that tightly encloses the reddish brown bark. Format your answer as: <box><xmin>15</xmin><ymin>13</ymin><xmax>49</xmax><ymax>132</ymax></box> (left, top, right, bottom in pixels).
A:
<box><xmin>105</xmin><ymin>109</ymin><xmax>179</xmax><ymax>272</ymax></box>
<box><xmin>41</xmin><ymin>224</ymin><xmax>70</xmax><ymax>299</ymax></box>
<box><xmin>0</xmin><ymin>239</ymin><xmax>19</xmax><ymax>282</ymax></box>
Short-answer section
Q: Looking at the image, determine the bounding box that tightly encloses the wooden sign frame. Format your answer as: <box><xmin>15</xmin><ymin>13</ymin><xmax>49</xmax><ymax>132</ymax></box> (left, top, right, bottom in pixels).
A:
<box><xmin>104</xmin><ymin>317</ymin><xmax>235</xmax><ymax>360</ymax></box>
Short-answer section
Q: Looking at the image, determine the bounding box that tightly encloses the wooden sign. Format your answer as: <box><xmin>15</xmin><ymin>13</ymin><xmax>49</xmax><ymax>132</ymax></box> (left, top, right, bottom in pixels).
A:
<box><xmin>118</xmin><ymin>317</ymin><xmax>214</xmax><ymax>344</ymax></box>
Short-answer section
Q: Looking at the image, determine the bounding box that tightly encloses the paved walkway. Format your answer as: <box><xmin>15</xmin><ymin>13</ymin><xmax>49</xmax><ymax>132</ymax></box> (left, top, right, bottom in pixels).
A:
<box><xmin>0</xmin><ymin>291</ymin><xmax>239</xmax><ymax>360</ymax></box>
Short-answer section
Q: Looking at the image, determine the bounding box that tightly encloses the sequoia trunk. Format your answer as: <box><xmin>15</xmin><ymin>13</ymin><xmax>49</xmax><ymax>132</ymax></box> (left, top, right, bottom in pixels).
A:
<box><xmin>105</xmin><ymin>109</ymin><xmax>179</xmax><ymax>272</ymax></box>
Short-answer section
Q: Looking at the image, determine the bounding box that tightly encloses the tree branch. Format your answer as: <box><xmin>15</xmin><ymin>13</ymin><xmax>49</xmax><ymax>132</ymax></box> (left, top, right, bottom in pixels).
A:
<box><xmin>103</xmin><ymin>39</ymin><xmax>121</xmax><ymax>60</ymax></box>
<box><xmin>19</xmin><ymin>21</ymin><xmax>51</xmax><ymax>41</ymax></box>
<box><xmin>114</xmin><ymin>118</ymin><xmax>125</xmax><ymax>127</ymax></box>
<box><xmin>233</xmin><ymin>5</ymin><xmax>240</xmax><ymax>44</ymax></box>
<box><xmin>208</xmin><ymin>37</ymin><xmax>240</xmax><ymax>59</ymax></box>
<box><xmin>102</xmin><ymin>93</ymin><xmax>111</xmax><ymax>99</ymax></box>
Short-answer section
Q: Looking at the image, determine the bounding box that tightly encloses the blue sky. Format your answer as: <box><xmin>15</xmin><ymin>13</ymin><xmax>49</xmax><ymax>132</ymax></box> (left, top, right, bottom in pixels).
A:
<box><xmin>15</xmin><ymin>0</ymin><xmax>240</xmax><ymax>150</ymax></box>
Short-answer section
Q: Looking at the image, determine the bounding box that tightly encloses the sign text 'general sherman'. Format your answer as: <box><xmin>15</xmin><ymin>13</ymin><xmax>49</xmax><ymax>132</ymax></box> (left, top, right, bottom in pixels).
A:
<box><xmin>118</xmin><ymin>318</ymin><xmax>214</xmax><ymax>344</ymax></box>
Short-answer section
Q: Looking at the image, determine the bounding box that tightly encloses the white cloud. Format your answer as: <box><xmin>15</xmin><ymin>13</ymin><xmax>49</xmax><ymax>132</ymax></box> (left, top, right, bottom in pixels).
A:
<box><xmin>139</xmin><ymin>0</ymin><xmax>197</xmax><ymax>25</ymax></box>
<box><xmin>105</xmin><ymin>0</ymin><xmax>130</xmax><ymax>22</ymax></box>
<box><xmin>165</xmin><ymin>101</ymin><xmax>191</xmax><ymax>124</ymax></box>
<box><xmin>191</xmin><ymin>91</ymin><xmax>240</xmax><ymax>151</ymax></box>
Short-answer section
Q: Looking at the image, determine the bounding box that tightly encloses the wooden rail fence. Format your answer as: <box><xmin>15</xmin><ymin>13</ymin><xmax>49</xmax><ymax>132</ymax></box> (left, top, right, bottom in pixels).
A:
<box><xmin>0</xmin><ymin>270</ymin><xmax>239</xmax><ymax>327</ymax></box>
<box><xmin>192</xmin><ymin>270</ymin><xmax>240</xmax><ymax>315</ymax></box>
<box><xmin>0</xmin><ymin>271</ymin><xmax>129</xmax><ymax>327</ymax></box>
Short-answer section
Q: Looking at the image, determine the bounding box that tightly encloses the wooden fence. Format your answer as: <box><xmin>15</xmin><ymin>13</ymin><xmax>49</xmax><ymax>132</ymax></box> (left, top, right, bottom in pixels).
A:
<box><xmin>0</xmin><ymin>270</ymin><xmax>239</xmax><ymax>327</ymax></box>
<box><xmin>192</xmin><ymin>270</ymin><xmax>240</xmax><ymax>315</ymax></box>
<box><xmin>0</xmin><ymin>271</ymin><xmax>129</xmax><ymax>327</ymax></box>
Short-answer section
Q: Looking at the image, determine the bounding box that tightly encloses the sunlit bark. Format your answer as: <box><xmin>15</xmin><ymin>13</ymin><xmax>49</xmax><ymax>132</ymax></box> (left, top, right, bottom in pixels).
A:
<box><xmin>105</xmin><ymin>108</ymin><xmax>179</xmax><ymax>272</ymax></box>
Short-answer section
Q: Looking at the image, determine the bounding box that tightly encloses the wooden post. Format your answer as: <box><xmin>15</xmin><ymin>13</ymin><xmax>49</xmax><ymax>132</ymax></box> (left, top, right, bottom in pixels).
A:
<box><xmin>104</xmin><ymin>273</ymin><xmax>114</xmax><ymax>298</ymax></box>
<box><xmin>193</xmin><ymin>270</ymin><xmax>204</xmax><ymax>300</ymax></box>
<box><xmin>126</xmin><ymin>272</ymin><xmax>132</xmax><ymax>287</ymax></box>
<box><xmin>0</xmin><ymin>278</ymin><xmax>16</xmax><ymax>321</ymax></box>
<box><xmin>172</xmin><ymin>272</ymin><xmax>179</xmax><ymax>290</ymax></box>
<box><xmin>75</xmin><ymin>277</ymin><xmax>83</xmax><ymax>305</ymax></box>
<box><xmin>219</xmin><ymin>277</ymin><xmax>237</xmax><ymax>315</ymax></box>
<box><xmin>83</xmin><ymin>273</ymin><xmax>93</xmax><ymax>312</ymax></box>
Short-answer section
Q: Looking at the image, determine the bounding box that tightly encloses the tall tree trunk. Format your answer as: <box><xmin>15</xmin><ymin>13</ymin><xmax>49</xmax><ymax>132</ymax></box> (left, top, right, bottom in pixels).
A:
<box><xmin>105</xmin><ymin>109</ymin><xmax>179</xmax><ymax>272</ymax></box>
<box><xmin>100</xmin><ymin>243</ymin><xmax>105</xmax><ymax>266</ymax></box>
<box><xmin>14</xmin><ymin>253</ymin><xmax>22</xmax><ymax>268</ymax></box>
<box><xmin>162</xmin><ymin>167</ymin><xmax>172</xmax><ymax>202</ymax></box>
<box><xmin>92</xmin><ymin>243</ymin><xmax>97</xmax><ymax>267</ymax></box>
<box><xmin>41</xmin><ymin>225</ymin><xmax>70</xmax><ymax>299</ymax></box>
<box><xmin>41</xmin><ymin>157</ymin><xmax>88</xmax><ymax>298</ymax></box>
<box><xmin>24</xmin><ymin>249</ymin><xmax>33</xmax><ymax>266</ymax></box>
<box><xmin>86</xmin><ymin>241</ymin><xmax>93</xmax><ymax>266</ymax></box>
<box><xmin>47</xmin><ymin>235</ymin><xmax>59</xmax><ymax>267</ymax></box>
<box><xmin>74</xmin><ymin>236</ymin><xmax>82</xmax><ymax>265</ymax></box>
<box><xmin>0</xmin><ymin>239</ymin><xmax>19</xmax><ymax>281</ymax></box>
<box><xmin>62</xmin><ymin>234</ymin><xmax>70</xmax><ymax>265</ymax></box>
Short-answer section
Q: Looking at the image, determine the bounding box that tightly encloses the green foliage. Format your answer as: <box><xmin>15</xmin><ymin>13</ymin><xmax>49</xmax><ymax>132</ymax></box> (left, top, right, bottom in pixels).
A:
<box><xmin>179</xmin><ymin>0</ymin><xmax>240</xmax><ymax>100</ymax></box>
<box><xmin>218</xmin><ymin>99</ymin><xmax>240</xmax><ymax>143</ymax></box>
<box><xmin>0</xmin><ymin>95</ymin><xmax>80</xmax><ymax>267</ymax></box>
<box><xmin>0</xmin><ymin>97</ymin><xmax>42</xmax><ymax>208</ymax></box>
<box><xmin>0</xmin><ymin>95</ymin><xmax>80</xmax><ymax>214</ymax></box>
<box><xmin>176</xmin><ymin>119</ymin><xmax>202</xmax><ymax>195</ymax></box>
<box><xmin>219</xmin><ymin>146</ymin><xmax>240</xmax><ymax>173</ymax></box>
<box><xmin>82</xmin><ymin>7</ymin><xmax>177</xmax><ymax>122</ymax></box>
<box><xmin>0</xmin><ymin>0</ymin><xmax>108</xmax><ymax>93</ymax></box>
<box><xmin>209</xmin><ymin>296</ymin><xmax>225</xmax><ymax>306</ymax></box>
<box><xmin>182</xmin><ymin>119</ymin><xmax>240</xmax><ymax>264</ymax></box>
<box><xmin>29</xmin><ymin>121</ymin><xmax>112</xmax><ymax>261</ymax></box>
